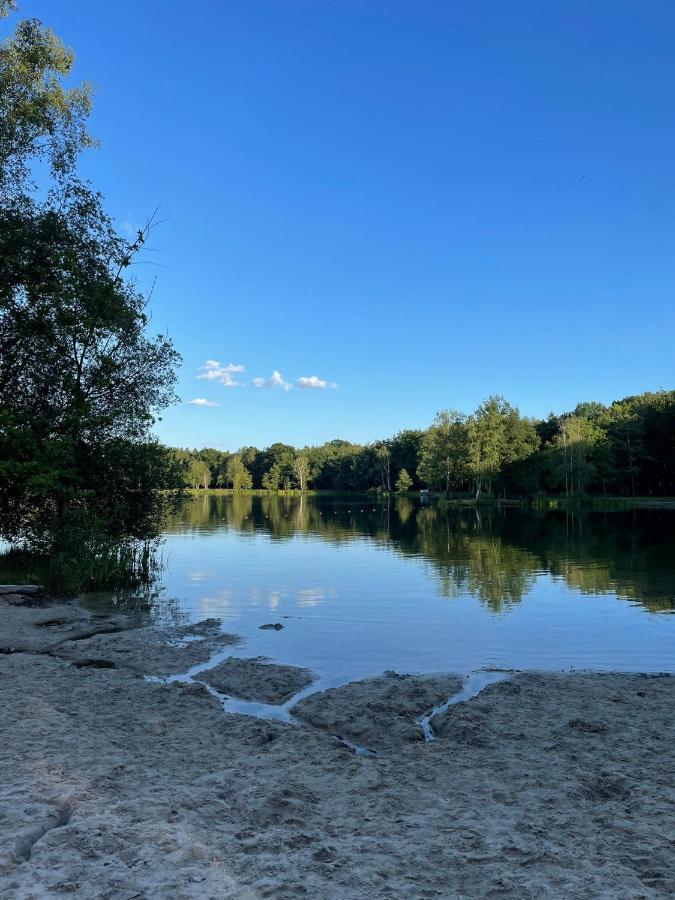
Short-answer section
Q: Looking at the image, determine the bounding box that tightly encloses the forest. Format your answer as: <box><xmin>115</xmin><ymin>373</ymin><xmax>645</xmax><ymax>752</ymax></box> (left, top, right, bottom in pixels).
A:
<box><xmin>175</xmin><ymin>390</ymin><xmax>675</xmax><ymax>499</ymax></box>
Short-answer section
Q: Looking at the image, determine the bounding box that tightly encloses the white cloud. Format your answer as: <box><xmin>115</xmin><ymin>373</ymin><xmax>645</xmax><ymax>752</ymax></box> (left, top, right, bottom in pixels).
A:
<box><xmin>187</xmin><ymin>397</ymin><xmax>219</xmax><ymax>407</ymax></box>
<box><xmin>195</xmin><ymin>363</ymin><xmax>336</xmax><ymax>393</ymax></box>
<box><xmin>296</xmin><ymin>375</ymin><xmax>338</xmax><ymax>390</ymax></box>
<box><xmin>197</xmin><ymin>360</ymin><xmax>245</xmax><ymax>387</ymax></box>
<box><xmin>252</xmin><ymin>370</ymin><xmax>292</xmax><ymax>391</ymax></box>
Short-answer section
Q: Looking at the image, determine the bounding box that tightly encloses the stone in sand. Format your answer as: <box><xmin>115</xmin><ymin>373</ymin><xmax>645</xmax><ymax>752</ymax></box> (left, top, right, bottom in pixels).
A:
<box><xmin>202</xmin><ymin>657</ymin><xmax>313</xmax><ymax>704</ymax></box>
<box><xmin>176</xmin><ymin>618</ymin><xmax>222</xmax><ymax>637</ymax></box>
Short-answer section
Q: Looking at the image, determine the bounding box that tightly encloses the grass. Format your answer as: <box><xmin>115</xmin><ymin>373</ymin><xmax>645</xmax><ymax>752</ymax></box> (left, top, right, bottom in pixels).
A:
<box><xmin>0</xmin><ymin>539</ymin><xmax>160</xmax><ymax>594</ymax></box>
<box><xmin>0</xmin><ymin>548</ymin><xmax>51</xmax><ymax>587</ymax></box>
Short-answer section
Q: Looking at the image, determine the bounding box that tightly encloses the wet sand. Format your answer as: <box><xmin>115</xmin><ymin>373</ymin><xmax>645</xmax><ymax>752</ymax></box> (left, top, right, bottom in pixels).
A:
<box><xmin>1</xmin><ymin>590</ymin><xmax>673</xmax><ymax>898</ymax></box>
<box><xmin>292</xmin><ymin>672</ymin><xmax>464</xmax><ymax>751</ymax></box>
<box><xmin>202</xmin><ymin>657</ymin><xmax>314</xmax><ymax>705</ymax></box>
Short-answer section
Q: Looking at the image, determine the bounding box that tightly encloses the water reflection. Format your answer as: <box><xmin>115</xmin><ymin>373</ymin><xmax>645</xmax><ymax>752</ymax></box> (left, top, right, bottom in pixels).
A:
<box><xmin>170</xmin><ymin>494</ymin><xmax>675</xmax><ymax>615</ymax></box>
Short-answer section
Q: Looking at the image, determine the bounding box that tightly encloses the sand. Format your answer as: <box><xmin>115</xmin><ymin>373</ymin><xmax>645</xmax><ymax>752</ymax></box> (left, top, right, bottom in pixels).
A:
<box><xmin>0</xmin><ymin>595</ymin><xmax>240</xmax><ymax>676</ymax></box>
<box><xmin>292</xmin><ymin>672</ymin><xmax>463</xmax><ymax>751</ymax></box>
<box><xmin>1</xmin><ymin>591</ymin><xmax>674</xmax><ymax>898</ymax></box>
<box><xmin>202</xmin><ymin>658</ymin><xmax>314</xmax><ymax>705</ymax></box>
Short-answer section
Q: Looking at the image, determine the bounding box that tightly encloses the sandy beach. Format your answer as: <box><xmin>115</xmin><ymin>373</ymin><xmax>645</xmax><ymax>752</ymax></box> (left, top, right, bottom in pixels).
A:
<box><xmin>1</xmin><ymin>588</ymin><xmax>673</xmax><ymax>899</ymax></box>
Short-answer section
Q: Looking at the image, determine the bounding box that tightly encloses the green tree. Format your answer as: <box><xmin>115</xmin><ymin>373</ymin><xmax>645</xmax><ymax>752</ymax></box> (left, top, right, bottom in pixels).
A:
<box><xmin>239</xmin><ymin>445</ymin><xmax>262</xmax><ymax>486</ymax></box>
<box><xmin>186</xmin><ymin>458</ymin><xmax>211</xmax><ymax>489</ymax></box>
<box><xmin>395</xmin><ymin>468</ymin><xmax>413</xmax><ymax>492</ymax></box>
<box><xmin>605</xmin><ymin>404</ymin><xmax>644</xmax><ymax>497</ymax></box>
<box><xmin>374</xmin><ymin>441</ymin><xmax>392</xmax><ymax>492</ymax></box>
<box><xmin>418</xmin><ymin>410</ymin><xmax>468</xmax><ymax>494</ymax></box>
<box><xmin>390</xmin><ymin>429</ymin><xmax>423</xmax><ymax>487</ymax></box>
<box><xmin>292</xmin><ymin>453</ymin><xmax>313</xmax><ymax>491</ymax></box>
<box><xmin>0</xmin><ymin>5</ymin><xmax>180</xmax><ymax>579</ymax></box>
<box><xmin>0</xmin><ymin>4</ymin><xmax>95</xmax><ymax>196</ymax></box>
<box><xmin>467</xmin><ymin>397</ymin><xmax>537</xmax><ymax>499</ymax></box>
<box><xmin>222</xmin><ymin>455</ymin><xmax>253</xmax><ymax>492</ymax></box>
<box><xmin>0</xmin><ymin>185</ymin><xmax>180</xmax><ymax>546</ymax></box>
<box><xmin>552</xmin><ymin>415</ymin><xmax>603</xmax><ymax>496</ymax></box>
<box><xmin>262</xmin><ymin>463</ymin><xmax>282</xmax><ymax>491</ymax></box>
<box><xmin>260</xmin><ymin>442</ymin><xmax>295</xmax><ymax>489</ymax></box>
<box><xmin>311</xmin><ymin>440</ymin><xmax>362</xmax><ymax>491</ymax></box>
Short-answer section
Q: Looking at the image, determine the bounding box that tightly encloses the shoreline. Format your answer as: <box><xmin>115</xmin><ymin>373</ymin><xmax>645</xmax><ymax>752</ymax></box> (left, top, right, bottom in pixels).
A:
<box><xmin>185</xmin><ymin>488</ymin><xmax>675</xmax><ymax>508</ymax></box>
<box><xmin>1</xmin><ymin>589</ymin><xmax>673</xmax><ymax>898</ymax></box>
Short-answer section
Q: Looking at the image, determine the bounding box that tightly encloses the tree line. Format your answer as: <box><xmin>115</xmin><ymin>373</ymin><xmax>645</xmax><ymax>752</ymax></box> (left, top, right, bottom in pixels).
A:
<box><xmin>175</xmin><ymin>390</ymin><xmax>675</xmax><ymax>498</ymax></box>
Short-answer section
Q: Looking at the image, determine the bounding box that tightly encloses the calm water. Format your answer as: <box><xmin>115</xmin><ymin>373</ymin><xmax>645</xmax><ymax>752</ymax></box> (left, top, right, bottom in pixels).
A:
<box><xmin>139</xmin><ymin>495</ymin><xmax>674</xmax><ymax>684</ymax></box>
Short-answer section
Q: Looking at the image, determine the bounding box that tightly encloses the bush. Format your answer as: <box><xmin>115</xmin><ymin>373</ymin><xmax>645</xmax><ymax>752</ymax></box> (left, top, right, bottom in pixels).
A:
<box><xmin>1</xmin><ymin>516</ymin><xmax>161</xmax><ymax>592</ymax></box>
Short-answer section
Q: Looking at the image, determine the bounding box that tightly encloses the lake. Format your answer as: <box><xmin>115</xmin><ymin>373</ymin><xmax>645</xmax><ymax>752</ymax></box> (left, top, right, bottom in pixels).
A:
<box><xmin>122</xmin><ymin>494</ymin><xmax>675</xmax><ymax>695</ymax></box>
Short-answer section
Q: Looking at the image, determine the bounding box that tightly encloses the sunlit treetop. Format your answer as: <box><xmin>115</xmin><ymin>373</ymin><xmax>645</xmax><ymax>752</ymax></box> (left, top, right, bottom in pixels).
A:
<box><xmin>0</xmin><ymin>0</ymin><xmax>96</xmax><ymax>195</ymax></box>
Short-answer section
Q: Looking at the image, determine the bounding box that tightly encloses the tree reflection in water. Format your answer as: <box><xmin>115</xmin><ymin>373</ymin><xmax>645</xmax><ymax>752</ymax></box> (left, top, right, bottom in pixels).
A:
<box><xmin>168</xmin><ymin>494</ymin><xmax>675</xmax><ymax>615</ymax></box>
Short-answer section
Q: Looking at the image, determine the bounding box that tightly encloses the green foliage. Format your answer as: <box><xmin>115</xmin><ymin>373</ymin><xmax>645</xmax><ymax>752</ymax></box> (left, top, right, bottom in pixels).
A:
<box><xmin>547</xmin><ymin>415</ymin><xmax>604</xmax><ymax>496</ymax></box>
<box><xmin>0</xmin><ymin>515</ymin><xmax>161</xmax><ymax>592</ymax></box>
<box><xmin>222</xmin><ymin>454</ymin><xmax>253</xmax><ymax>492</ymax></box>
<box><xmin>186</xmin><ymin>458</ymin><xmax>211</xmax><ymax>489</ymax></box>
<box><xmin>169</xmin><ymin>389</ymin><xmax>675</xmax><ymax>502</ymax></box>
<box><xmin>0</xmin><ymin>187</ymin><xmax>181</xmax><ymax>546</ymax></box>
<box><xmin>0</xmin><ymin>6</ymin><xmax>95</xmax><ymax>195</ymax></box>
<box><xmin>418</xmin><ymin>410</ymin><xmax>468</xmax><ymax>494</ymax></box>
<box><xmin>261</xmin><ymin>462</ymin><xmax>282</xmax><ymax>491</ymax></box>
<box><xmin>0</xmin><ymin>4</ymin><xmax>180</xmax><ymax>584</ymax></box>
<box><xmin>395</xmin><ymin>468</ymin><xmax>413</xmax><ymax>492</ymax></box>
<box><xmin>466</xmin><ymin>396</ymin><xmax>539</xmax><ymax>499</ymax></box>
<box><xmin>261</xmin><ymin>443</ymin><xmax>296</xmax><ymax>487</ymax></box>
<box><xmin>374</xmin><ymin>441</ymin><xmax>392</xmax><ymax>491</ymax></box>
<box><xmin>390</xmin><ymin>429</ymin><xmax>423</xmax><ymax>487</ymax></box>
<box><xmin>292</xmin><ymin>453</ymin><xmax>313</xmax><ymax>491</ymax></box>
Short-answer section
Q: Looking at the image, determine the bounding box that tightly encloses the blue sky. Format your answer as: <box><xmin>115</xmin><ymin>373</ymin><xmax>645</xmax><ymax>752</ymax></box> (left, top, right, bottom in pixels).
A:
<box><xmin>14</xmin><ymin>1</ymin><xmax>675</xmax><ymax>449</ymax></box>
